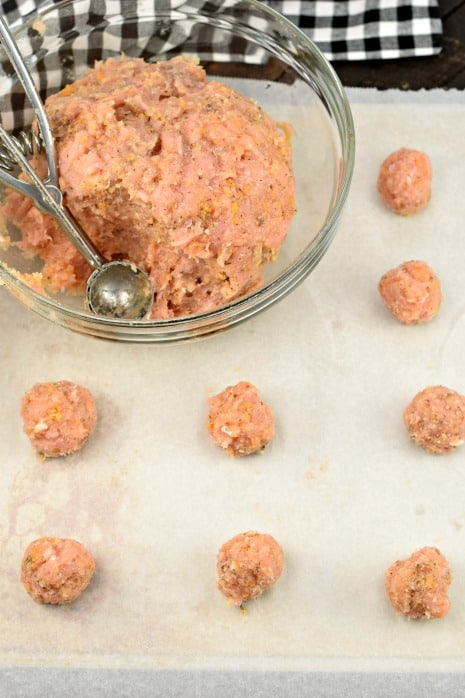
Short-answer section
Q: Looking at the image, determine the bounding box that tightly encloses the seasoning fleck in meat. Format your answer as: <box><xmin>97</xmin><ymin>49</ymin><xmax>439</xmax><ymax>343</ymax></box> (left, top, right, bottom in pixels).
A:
<box><xmin>378</xmin><ymin>260</ymin><xmax>442</xmax><ymax>324</ymax></box>
<box><xmin>207</xmin><ymin>381</ymin><xmax>274</xmax><ymax>456</ymax></box>
<box><xmin>217</xmin><ymin>531</ymin><xmax>283</xmax><ymax>606</ymax></box>
<box><xmin>21</xmin><ymin>537</ymin><xmax>96</xmax><ymax>605</ymax></box>
<box><xmin>385</xmin><ymin>546</ymin><xmax>451</xmax><ymax>619</ymax></box>
<box><xmin>21</xmin><ymin>380</ymin><xmax>97</xmax><ymax>457</ymax></box>
<box><xmin>377</xmin><ymin>147</ymin><xmax>431</xmax><ymax>215</ymax></box>
<box><xmin>403</xmin><ymin>385</ymin><xmax>465</xmax><ymax>454</ymax></box>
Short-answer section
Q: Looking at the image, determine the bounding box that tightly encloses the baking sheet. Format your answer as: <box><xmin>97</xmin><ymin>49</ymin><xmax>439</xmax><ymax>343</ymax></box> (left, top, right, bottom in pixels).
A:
<box><xmin>2</xmin><ymin>89</ymin><xmax>465</xmax><ymax>692</ymax></box>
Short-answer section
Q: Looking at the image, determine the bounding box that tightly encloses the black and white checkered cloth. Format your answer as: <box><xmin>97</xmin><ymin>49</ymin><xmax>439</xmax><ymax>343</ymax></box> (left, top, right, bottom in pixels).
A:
<box><xmin>269</xmin><ymin>0</ymin><xmax>442</xmax><ymax>60</ymax></box>
<box><xmin>1</xmin><ymin>0</ymin><xmax>442</xmax><ymax>62</ymax></box>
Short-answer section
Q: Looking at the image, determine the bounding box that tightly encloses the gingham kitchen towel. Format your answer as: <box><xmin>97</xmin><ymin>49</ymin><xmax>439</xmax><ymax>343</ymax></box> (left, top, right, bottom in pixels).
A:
<box><xmin>1</xmin><ymin>0</ymin><xmax>442</xmax><ymax>61</ymax></box>
<box><xmin>267</xmin><ymin>0</ymin><xmax>442</xmax><ymax>60</ymax></box>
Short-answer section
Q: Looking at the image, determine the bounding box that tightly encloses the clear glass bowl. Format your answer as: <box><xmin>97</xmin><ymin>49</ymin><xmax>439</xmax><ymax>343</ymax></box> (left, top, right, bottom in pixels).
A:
<box><xmin>0</xmin><ymin>0</ymin><xmax>354</xmax><ymax>342</ymax></box>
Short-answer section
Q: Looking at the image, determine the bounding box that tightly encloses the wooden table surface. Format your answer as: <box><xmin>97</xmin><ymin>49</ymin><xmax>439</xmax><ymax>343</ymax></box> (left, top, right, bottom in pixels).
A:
<box><xmin>333</xmin><ymin>0</ymin><xmax>465</xmax><ymax>90</ymax></box>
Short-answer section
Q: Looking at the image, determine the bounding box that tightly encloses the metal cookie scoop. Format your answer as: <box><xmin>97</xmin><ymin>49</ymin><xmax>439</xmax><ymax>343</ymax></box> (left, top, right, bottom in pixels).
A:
<box><xmin>0</xmin><ymin>16</ymin><xmax>154</xmax><ymax>320</ymax></box>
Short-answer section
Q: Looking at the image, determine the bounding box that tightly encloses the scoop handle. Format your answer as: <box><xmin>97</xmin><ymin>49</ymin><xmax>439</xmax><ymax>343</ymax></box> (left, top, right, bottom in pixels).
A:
<box><xmin>0</xmin><ymin>15</ymin><xmax>58</xmax><ymax>187</ymax></box>
<box><xmin>0</xmin><ymin>15</ymin><xmax>105</xmax><ymax>270</ymax></box>
<box><xmin>0</xmin><ymin>124</ymin><xmax>105</xmax><ymax>270</ymax></box>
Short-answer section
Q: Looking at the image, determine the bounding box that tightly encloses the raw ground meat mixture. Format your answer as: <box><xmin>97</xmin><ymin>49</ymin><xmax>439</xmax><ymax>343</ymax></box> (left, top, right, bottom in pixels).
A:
<box><xmin>377</xmin><ymin>147</ymin><xmax>432</xmax><ymax>216</ymax></box>
<box><xmin>378</xmin><ymin>259</ymin><xmax>442</xmax><ymax>324</ymax></box>
<box><xmin>217</xmin><ymin>531</ymin><xmax>283</xmax><ymax>606</ymax></box>
<box><xmin>21</xmin><ymin>537</ymin><xmax>96</xmax><ymax>605</ymax></box>
<box><xmin>385</xmin><ymin>546</ymin><xmax>451</xmax><ymax>619</ymax></box>
<box><xmin>403</xmin><ymin>385</ymin><xmax>465</xmax><ymax>454</ymax></box>
<box><xmin>207</xmin><ymin>381</ymin><xmax>274</xmax><ymax>456</ymax></box>
<box><xmin>0</xmin><ymin>55</ymin><xmax>295</xmax><ymax>319</ymax></box>
<box><xmin>21</xmin><ymin>380</ymin><xmax>97</xmax><ymax>457</ymax></box>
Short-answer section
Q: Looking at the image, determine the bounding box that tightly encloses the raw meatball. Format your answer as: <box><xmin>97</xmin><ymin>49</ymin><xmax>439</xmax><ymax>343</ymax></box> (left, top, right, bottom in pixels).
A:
<box><xmin>21</xmin><ymin>537</ymin><xmax>96</xmax><ymax>605</ymax></box>
<box><xmin>377</xmin><ymin>147</ymin><xmax>432</xmax><ymax>215</ymax></box>
<box><xmin>217</xmin><ymin>531</ymin><xmax>283</xmax><ymax>606</ymax></box>
<box><xmin>378</xmin><ymin>260</ymin><xmax>442</xmax><ymax>324</ymax></box>
<box><xmin>385</xmin><ymin>546</ymin><xmax>451</xmax><ymax>619</ymax></box>
<box><xmin>404</xmin><ymin>385</ymin><xmax>465</xmax><ymax>454</ymax></box>
<box><xmin>21</xmin><ymin>380</ymin><xmax>97</xmax><ymax>457</ymax></box>
<box><xmin>1</xmin><ymin>55</ymin><xmax>295</xmax><ymax>319</ymax></box>
<box><xmin>207</xmin><ymin>381</ymin><xmax>274</xmax><ymax>456</ymax></box>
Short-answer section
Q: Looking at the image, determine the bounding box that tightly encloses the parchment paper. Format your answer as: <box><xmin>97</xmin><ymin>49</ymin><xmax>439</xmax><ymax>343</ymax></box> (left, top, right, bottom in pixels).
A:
<box><xmin>2</xmin><ymin>89</ymin><xmax>465</xmax><ymax>693</ymax></box>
